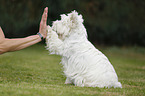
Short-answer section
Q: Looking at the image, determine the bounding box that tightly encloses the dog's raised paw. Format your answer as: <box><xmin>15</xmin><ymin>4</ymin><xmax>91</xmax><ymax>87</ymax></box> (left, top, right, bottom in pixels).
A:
<box><xmin>47</xmin><ymin>25</ymin><xmax>52</xmax><ymax>32</ymax></box>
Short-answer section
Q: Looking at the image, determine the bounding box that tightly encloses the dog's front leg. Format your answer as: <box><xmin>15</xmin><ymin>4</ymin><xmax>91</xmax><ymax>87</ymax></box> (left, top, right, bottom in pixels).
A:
<box><xmin>46</xmin><ymin>26</ymin><xmax>64</xmax><ymax>55</ymax></box>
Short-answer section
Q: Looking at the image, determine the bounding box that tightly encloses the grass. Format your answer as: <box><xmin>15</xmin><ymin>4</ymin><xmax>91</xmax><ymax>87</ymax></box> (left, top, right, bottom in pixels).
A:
<box><xmin>0</xmin><ymin>44</ymin><xmax>144</xmax><ymax>96</ymax></box>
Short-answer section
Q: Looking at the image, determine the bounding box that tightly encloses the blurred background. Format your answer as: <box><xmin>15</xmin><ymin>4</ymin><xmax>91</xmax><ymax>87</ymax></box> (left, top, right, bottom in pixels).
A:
<box><xmin>0</xmin><ymin>0</ymin><xmax>145</xmax><ymax>46</ymax></box>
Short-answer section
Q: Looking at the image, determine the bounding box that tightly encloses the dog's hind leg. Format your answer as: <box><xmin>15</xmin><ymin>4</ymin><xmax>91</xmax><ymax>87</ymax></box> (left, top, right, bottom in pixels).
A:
<box><xmin>65</xmin><ymin>77</ymin><xmax>73</xmax><ymax>84</ymax></box>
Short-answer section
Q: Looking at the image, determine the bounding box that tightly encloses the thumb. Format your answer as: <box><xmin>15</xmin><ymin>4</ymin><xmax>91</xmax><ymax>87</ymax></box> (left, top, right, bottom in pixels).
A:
<box><xmin>0</xmin><ymin>27</ymin><xmax>5</xmax><ymax>38</ymax></box>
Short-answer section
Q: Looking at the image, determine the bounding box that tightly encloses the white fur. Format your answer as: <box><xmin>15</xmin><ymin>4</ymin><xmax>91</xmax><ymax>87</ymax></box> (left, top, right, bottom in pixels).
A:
<box><xmin>46</xmin><ymin>11</ymin><xmax>122</xmax><ymax>88</ymax></box>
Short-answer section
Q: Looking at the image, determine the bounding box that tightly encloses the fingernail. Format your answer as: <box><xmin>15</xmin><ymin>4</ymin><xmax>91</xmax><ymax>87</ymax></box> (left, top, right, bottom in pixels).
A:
<box><xmin>46</xmin><ymin>7</ymin><xmax>48</xmax><ymax>11</ymax></box>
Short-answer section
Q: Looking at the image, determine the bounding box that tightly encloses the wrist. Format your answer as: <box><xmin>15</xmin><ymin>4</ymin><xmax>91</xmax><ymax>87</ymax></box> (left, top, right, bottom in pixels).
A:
<box><xmin>37</xmin><ymin>32</ymin><xmax>44</xmax><ymax>41</ymax></box>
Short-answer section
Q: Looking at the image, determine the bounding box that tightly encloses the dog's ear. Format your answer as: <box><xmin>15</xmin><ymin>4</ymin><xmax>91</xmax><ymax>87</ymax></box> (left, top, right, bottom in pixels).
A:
<box><xmin>68</xmin><ymin>10</ymin><xmax>84</xmax><ymax>28</ymax></box>
<box><xmin>61</xmin><ymin>14</ymin><xmax>67</xmax><ymax>22</ymax></box>
<box><xmin>70</xmin><ymin>11</ymin><xmax>78</xmax><ymax>25</ymax></box>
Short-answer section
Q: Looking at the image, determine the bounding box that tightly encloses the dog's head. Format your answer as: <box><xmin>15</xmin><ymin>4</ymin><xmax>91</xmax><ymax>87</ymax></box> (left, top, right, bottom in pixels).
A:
<box><xmin>52</xmin><ymin>10</ymin><xmax>86</xmax><ymax>40</ymax></box>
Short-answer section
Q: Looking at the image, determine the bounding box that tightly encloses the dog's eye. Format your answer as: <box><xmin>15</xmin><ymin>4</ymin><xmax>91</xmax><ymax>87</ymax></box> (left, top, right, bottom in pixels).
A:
<box><xmin>58</xmin><ymin>33</ymin><xmax>60</xmax><ymax>35</ymax></box>
<box><xmin>58</xmin><ymin>33</ymin><xmax>63</xmax><ymax>37</ymax></box>
<box><xmin>57</xmin><ymin>33</ymin><xmax>60</xmax><ymax>35</ymax></box>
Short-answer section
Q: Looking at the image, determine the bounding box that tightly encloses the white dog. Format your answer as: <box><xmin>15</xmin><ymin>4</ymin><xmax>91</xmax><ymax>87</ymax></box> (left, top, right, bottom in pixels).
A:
<box><xmin>46</xmin><ymin>11</ymin><xmax>122</xmax><ymax>88</ymax></box>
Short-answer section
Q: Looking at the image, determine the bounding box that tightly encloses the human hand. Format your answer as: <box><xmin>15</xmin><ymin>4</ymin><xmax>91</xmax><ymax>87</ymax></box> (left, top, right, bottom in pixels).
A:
<box><xmin>39</xmin><ymin>7</ymin><xmax>48</xmax><ymax>39</ymax></box>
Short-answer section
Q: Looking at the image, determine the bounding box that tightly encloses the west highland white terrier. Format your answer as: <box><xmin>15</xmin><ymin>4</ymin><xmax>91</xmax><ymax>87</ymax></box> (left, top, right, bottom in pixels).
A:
<box><xmin>46</xmin><ymin>11</ymin><xmax>122</xmax><ymax>88</ymax></box>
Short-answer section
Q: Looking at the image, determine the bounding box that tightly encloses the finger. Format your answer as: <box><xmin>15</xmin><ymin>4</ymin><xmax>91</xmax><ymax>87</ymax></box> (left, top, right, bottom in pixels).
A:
<box><xmin>0</xmin><ymin>26</ymin><xmax>2</xmax><ymax>32</ymax></box>
<box><xmin>42</xmin><ymin>8</ymin><xmax>48</xmax><ymax>23</ymax></box>
<box><xmin>0</xmin><ymin>27</ymin><xmax>5</xmax><ymax>38</ymax></box>
<box><xmin>45</xmin><ymin>7</ymin><xmax>48</xmax><ymax>13</ymax></box>
<box><xmin>41</xmin><ymin>7</ymin><xmax>48</xmax><ymax>25</ymax></box>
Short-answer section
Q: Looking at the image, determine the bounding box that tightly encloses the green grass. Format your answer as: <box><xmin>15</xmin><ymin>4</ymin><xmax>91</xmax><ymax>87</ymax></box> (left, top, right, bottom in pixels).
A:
<box><xmin>0</xmin><ymin>44</ymin><xmax>144</xmax><ymax>96</ymax></box>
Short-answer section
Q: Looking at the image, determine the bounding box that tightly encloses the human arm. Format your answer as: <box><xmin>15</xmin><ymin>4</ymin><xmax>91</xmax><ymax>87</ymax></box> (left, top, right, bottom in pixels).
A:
<box><xmin>0</xmin><ymin>34</ymin><xmax>41</xmax><ymax>54</ymax></box>
<box><xmin>0</xmin><ymin>7</ymin><xmax>48</xmax><ymax>54</ymax></box>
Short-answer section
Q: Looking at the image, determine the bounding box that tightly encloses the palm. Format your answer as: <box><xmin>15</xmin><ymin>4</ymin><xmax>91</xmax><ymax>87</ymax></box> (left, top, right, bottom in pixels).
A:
<box><xmin>39</xmin><ymin>7</ymin><xmax>48</xmax><ymax>38</ymax></box>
